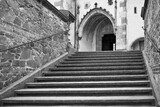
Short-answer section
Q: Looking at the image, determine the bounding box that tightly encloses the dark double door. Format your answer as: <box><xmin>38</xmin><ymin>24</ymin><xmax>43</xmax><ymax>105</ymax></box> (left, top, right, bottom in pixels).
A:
<box><xmin>102</xmin><ymin>34</ymin><xmax>116</xmax><ymax>51</ymax></box>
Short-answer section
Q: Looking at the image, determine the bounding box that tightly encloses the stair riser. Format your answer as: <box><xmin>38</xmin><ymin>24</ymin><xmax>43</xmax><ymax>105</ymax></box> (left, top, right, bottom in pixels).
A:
<box><xmin>16</xmin><ymin>90</ymin><xmax>152</xmax><ymax>96</ymax></box>
<box><xmin>35</xmin><ymin>76</ymin><xmax>148</xmax><ymax>82</ymax></box>
<box><xmin>44</xmin><ymin>71</ymin><xmax>146</xmax><ymax>76</ymax></box>
<box><xmin>50</xmin><ymin>67</ymin><xmax>145</xmax><ymax>71</ymax></box>
<box><xmin>69</xmin><ymin>55</ymin><xmax>143</xmax><ymax>58</ymax></box>
<box><xmin>66</xmin><ymin>57</ymin><xmax>143</xmax><ymax>61</ymax></box>
<box><xmin>62</xmin><ymin>60</ymin><xmax>144</xmax><ymax>64</ymax></box>
<box><xmin>3</xmin><ymin>100</ymin><xmax>155</xmax><ymax>106</ymax></box>
<box><xmin>56</xmin><ymin>63</ymin><xmax>144</xmax><ymax>67</ymax></box>
<box><xmin>74</xmin><ymin>52</ymin><xmax>142</xmax><ymax>55</ymax></box>
<box><xmin>26</xmin><ymin>83</ymin><xmax>150</xmax><ymax>88</ymax></box>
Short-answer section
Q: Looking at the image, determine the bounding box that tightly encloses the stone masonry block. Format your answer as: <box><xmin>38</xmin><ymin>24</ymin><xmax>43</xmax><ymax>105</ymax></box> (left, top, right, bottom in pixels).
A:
<box><xmin>20</xmin><ymin>49</ymin><xmax>31</xmax><ymax>60</ymax></box>
<box><xmin>12</xmin><ymin>60</ymin><xmax>25</xmax><ymax>67</ymax></box>
<box><xmin>27</xmin><ymin>60</ymin><xmax>39</xmax><ymax>68</ymax></box>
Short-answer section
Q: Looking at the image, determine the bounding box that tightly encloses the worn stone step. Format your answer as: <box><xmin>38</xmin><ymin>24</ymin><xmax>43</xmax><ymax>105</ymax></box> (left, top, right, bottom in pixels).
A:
<box><xmin>35</xmin><ymin>75</ymin><xmax>148</xmax><ymax>82</ymax></box>
<box><xmin>62</xmin><ymin>59</ymin><xmax>144</xmax><ymax>64</ymax></box>
<box><xmin>2</xmin><ymin>96</ymin><xmax>155</xmax><ymax>106</ymax></box>
<box><xmin>69</xmin><ymin>54</ymin><xmax>142</xmax><ymax>58</ymax></box>
<box><xmin>26</xmin><ymin>81</ymin><xmax>150</xmax><ymax>88</ymax></box>
<box><xmin>74</xmin><ymin>51</ymin><xmax>142</xmax><ymax>54</ymax></box>
<box><xmin>66</xmin><ymin>56</ymin><xmax>143</xmax><ymax>61</ymax></box>
<box><xmin>50</xmin><ymin>66</ymin><xmax>145</xmax><ymax>71</ymax></box>
<box><xmin>73</xmin><ymin>53</ymin><xmax>142</xmax><ymax>56</ymax></box>
<box><xmin>57</xmin><ymin>62</ymin><xmax>144</xmax><ymax>67</ymax></box>
<box><xmin>3</xmin><ymin>105</ymin><xmax>156</xmax><ymax>107</ymax></box>
<box><xmin>15</xmin><ymin>87</ymin><xmax>152</xmax><ymax>96</ymax></box>
<box><xmin>44</xmin><ymin>70</ymin><xmax>146</xmax><ymax>76</ymax></box>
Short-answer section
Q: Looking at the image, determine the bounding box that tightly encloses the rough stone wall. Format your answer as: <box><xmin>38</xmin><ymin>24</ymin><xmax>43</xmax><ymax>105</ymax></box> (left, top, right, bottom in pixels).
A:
<box><xmin>0</xmin><ymin>0</ymin><xmax>69</xmax><ymax>90</ymax></box>
<box><xmin>144</xmin><ymin>0</ymin><xmax>160</xmax><ymax>91</ymax></box>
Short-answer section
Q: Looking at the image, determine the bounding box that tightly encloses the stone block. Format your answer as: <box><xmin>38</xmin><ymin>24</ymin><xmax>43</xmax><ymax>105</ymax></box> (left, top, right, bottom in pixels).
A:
<box><xmin>12</xmin><ymin>60</ymin><xmax>25</xmax><ymax>67</ymax></box>
<box><xmin>0</xmin><ymin>36</ymin><xmax>7</xmax><ymax>44</ymax></box>
<box><xmin>0</xmin><ymin>81</ymin><xmax>3</xmax><ymax>90</ymax></box>
<box><xmin>27</xmin><ymin>60</ymin><xmax>39</xmax><ymax>68</ymax></box>
<box><xmin>9</xmin><ymin>48</ymin><xmax>16</xmax><ymax>53</ymax></box>
<box><xmin>42</xmin><ymin>47</ymin><xmax>51</xmax><ymax>54</ymax></box>
<box><xmin>5</xmin><ymin>33</ymin><xmax>15</xmax><ymax>39</ymax></box>
<box><xmin>22</xmin><ymin>21</ymin><xmax>29</xmax><ymax>31</ymax></box>
<box><xmin>15</xmin><ymin>53</ymin><xmax>20</xmax><ymax>59</ymax></box>
<box><xmin>42</xmin><ymin>54</ymin><xmax>50</xmax><ymax>65</ymax></box>
<box><xmin>0</xmin><ymin>30</ymin><xmax>5</xmax><ymax>35</ymax></box>
<box><xmin>0</xmin><ymin>62</ymin><xmax>11</xmax><ymax>68</ymax></box>
<box><xmin>1</xmin><ymin>67</ymin><xmax>12</xmax><ymax>74</ymax></box>
<box><xmin>4</xmin><ymin>79</ymin><xmax>12</xmax><ymax>87</ymax></box>
<box><xmin>2</xmin><ymin>51</ymin><xmax>14</xmax><ymax>61</ymax></box>
<box><xmin>20</xmin><ymin>49</ymin><xmax>31</xmax><ymax>60</ymax></box>
<box><xmin>13</xmin><ymin>17</ymin><xmax>22</xmax><ymax>26</ymax></box>
<box><xmin>0</xmin><ymin>0</ymin><xmax>10</xmax><ymax>18</ymax></box>
<box><xmin>1</xmin><ymin>58</ymin><xmax>7</xmax><ymax>63</ymax></box>
<box><xmin>0</xmin><ymin>44</ymin><xmax>7</xmax><ymax>51</ymax></box>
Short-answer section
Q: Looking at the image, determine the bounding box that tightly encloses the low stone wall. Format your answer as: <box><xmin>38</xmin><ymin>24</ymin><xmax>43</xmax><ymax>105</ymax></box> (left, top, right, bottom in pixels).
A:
<box><xmin>143</xmin><ymin>0</ymin><xmax>160</xmax><ymax>104</ymax></box>
<box><xmin>0</xmin><ymin>31</ymin><xmax>69</xmax><ymax>90</ymax></box>
<box><xmin>144</xmin><ymin>0</ymin><xmax>160</xmax><ymax>85</ymax></box>
<box><xmin>0</xmin><ymin>0</ymin><xmax>69</xmax><ymax>90</ymax></box>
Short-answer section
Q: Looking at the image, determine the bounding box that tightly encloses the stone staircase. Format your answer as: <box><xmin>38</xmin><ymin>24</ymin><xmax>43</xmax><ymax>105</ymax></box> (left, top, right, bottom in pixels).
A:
<box><xmin>2</xmin><ymin>51</ymin><xmax>156</xmax><ymax>106</ymax></box>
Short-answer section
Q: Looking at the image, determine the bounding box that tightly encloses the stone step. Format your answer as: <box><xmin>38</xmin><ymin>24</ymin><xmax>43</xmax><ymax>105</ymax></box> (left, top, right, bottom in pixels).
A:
<box><xmin>3</xmin><ymin>105</ymin><xmax>156</xmax><ymax>107</ymax></box>
<box><xmin>15</xmin><ymin>87</ymin><xmax>152</xmax><ymax>96</ymax></box>
<box><xmin>2</xmin><ymin>96</ymin><xmax>155</xmax><ymax>106</ymax></box>
<box><xmin>66</xmin><ymin>56</ymin><xmax>143</xmax><ymax>61</ymax></box>
<box><xmin>62</xmin><ymin>59</ymin><xmax>144</xmax><ymax>64</ymax></box>
<box><xmin>44</xmin><ymin>70</ymin><xmax>146</xmax><ymax>76</ymax></box>
<box><xmin>73</xmin><ymin>53</ymin><xmax>142</xmax><ymax>56</ymax></box>
<box><xmin>56</xmin><ymin>62</ymin><xmax>144</xmax><ymax>67</ymax></box>
<box><xmin>74</xmin><ymin>51</ymin><xmax>142</xmax><ymax>54</ymax></box>
<box><xmin>35</xmin><ymin>75</ymin><xmax>148</xmax><ymax>82</ymax></box>
<box><xmin>69</xmin><ymin>54</ymin><xmax>142</xmax><ymax>58</ymax></box>
<box><xmin>26</xmin><ymin>81</ymin><xmax>150</xmax><ymax>88</ymax></box>
<box><xmin>50</xmin><ymin>66</ymin><xmax>145</xmax><ymax>71</ymax></box>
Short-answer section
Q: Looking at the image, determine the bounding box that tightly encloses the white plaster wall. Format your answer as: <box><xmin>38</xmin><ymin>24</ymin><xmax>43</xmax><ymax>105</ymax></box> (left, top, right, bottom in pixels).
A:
<box><xmin>48</xmin><ymin>0</ymin><xmax>75</xmax><ymax>46</ymax></box>
<box><xmin>126</xmin><ymin>0</ymin><xmax>144</xmax><ymax>50</ymax></box>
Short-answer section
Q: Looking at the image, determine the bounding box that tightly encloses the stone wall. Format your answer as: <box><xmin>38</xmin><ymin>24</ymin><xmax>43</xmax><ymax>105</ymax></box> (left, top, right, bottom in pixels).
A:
<box><xmin>0</xmin><ymin>0</ymin><xmax>69</xmax><ymax>90</ymax></box>
<box><xmin>144</xmin><ymin>0</ymin><xmax>160</xmax><ymax>96</ymax></box>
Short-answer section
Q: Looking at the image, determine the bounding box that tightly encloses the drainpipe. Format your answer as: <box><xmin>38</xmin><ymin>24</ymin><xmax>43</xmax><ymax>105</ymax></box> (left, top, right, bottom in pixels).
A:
<box><xmin>74</xmin><ymin>0</ymin><xmax>77</xmax><ymax>50</ymax></box>
<box><xmin>114</xmin><ymin>0</ymin><xmax>117</xmax><ymax>50</ymax></box>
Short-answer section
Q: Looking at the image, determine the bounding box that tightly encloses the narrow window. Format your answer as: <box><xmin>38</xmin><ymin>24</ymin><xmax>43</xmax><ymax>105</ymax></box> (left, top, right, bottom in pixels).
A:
<box><xmin>134</xmin><ymin>7</ymin><xmax>137</xmax><ymax>14</ymax></box>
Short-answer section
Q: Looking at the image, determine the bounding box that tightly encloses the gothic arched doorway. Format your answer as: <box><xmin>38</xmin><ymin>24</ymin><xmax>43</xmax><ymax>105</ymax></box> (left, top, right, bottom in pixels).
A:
<box><xmin>78</xmin><ymin>8</ymin><xmax>115</xmax><ymax>51</ymax></box>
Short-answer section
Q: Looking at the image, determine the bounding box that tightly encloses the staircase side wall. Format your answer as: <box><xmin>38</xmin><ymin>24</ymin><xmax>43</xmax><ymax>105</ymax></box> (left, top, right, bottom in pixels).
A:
<box><xmin>0</xmin><ymin>0</ymin><xmax>69</xmax><ymax>90</ymax></box>
<box><xmin>143</xmin><ymin>0</ymin><xmax>160</xmax><ymax>105</ymax></box>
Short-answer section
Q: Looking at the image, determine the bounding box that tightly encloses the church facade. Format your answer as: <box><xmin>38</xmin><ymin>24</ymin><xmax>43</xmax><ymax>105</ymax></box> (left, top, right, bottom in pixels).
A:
<box><xmin>51</xmin><ymin>0</ymin><xmax>144</xmax><ymax>51</ymax></box>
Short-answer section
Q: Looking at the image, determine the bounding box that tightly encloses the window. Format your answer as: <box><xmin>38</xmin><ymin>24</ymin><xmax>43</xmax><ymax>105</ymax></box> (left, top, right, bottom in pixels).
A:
<box><xmin>134</xmin><ymin>7</ymin><xmax>137</xmax><ymax>14</ymax></box>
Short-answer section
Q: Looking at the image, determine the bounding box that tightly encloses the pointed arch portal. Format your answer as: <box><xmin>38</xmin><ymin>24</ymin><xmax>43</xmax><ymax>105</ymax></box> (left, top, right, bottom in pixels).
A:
<box><xmin>78</xmin><ymin>8</ymin><xmax>116</xmax><ymax>51</ymax></box>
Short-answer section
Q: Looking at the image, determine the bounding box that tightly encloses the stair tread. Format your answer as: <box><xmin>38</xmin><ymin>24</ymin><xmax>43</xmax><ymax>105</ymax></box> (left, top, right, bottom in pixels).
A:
<box><xmin>62</xmin><ymin>60</ymin><xmax>144</xmax><ymax>64</ymax></box>
<box><xmin>68</xmin><ymin>55</ymin><xmax>142</xmax><ymax>58</ymax></box>
<box><xmin>16</xmin><ymin>87</ymin><xmax>152</xmax><ymax>92</ymax></box>
<box><xmin>27</xmin><ymin>80</ymin><xmax>150</xmax><ymax>84</ymax></box>
<box><xmin>3</xmin><ymin>105</ymin><xmax>156</xmax><ymax>107</ymax></box>
<box><xmin>57</xmin><ymin>62</ymin><xmax>144</xmax><ymax>67</ymax></box>
<box><xmin>37</xmin><ymin>75</ymin><xmax>148</xmax><ymax>78</ymax></box>
<box><xmin>46</xmin><ymin>70</ymin><xmax>146</xmax><ymax>73</ymax></box>
<box><xmin>3</xmin><ymin>96</ymin><xmax>155</xmax><ymax>101</ymax></box>
<box><xmin>66</xmin><ymin>57</ymin><xmax>142</xmax><ymax>60</ymax></box>
<box><xmin>52</xmin><ymin>66</ymin><xmax>145</xmax><ymax>70</ymax></box>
